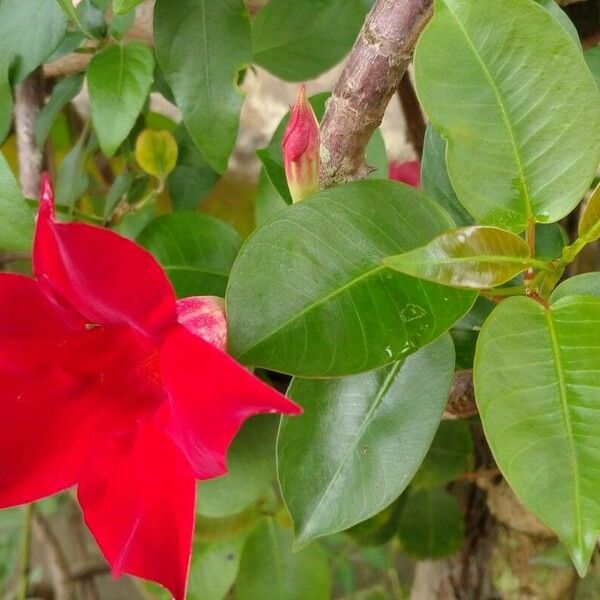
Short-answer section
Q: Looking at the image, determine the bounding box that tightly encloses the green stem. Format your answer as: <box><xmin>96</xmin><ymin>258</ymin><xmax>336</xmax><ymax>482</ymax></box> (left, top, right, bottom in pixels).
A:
<box><xmin>17</xmin><ymin>504</ymin><xmax>33</xmax><ymax>600</ymax></box>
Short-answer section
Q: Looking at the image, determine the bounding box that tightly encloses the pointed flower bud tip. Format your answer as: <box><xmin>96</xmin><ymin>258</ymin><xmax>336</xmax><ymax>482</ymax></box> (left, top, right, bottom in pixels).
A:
<box><xmin>282</xmin><ymin>85</ymin><xmax>320</xmax><ymax>203</ymax></box>
<box><xmin>39</xmin><ymin>172</ymin><xmax>55</xmax><ymax>218</ymax></box>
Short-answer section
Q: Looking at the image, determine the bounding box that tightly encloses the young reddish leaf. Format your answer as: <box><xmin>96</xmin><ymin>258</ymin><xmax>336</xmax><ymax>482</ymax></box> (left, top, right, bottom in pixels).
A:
<box><xmin>384</xmin><ymin>226</ymin><xmax>545</xmax><ymax>289</ymax></box>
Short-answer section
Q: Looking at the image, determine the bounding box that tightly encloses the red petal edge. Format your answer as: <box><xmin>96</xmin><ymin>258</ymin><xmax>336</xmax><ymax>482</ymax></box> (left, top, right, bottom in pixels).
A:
<box><xmin>78</xmin><ymin>419</ymin><xmax>195</xmax><ymax>600</ymax></box>
<box><xmin>159</xmin><ymin>325</ymin><xmax>302</xmax><ymax>479</ymax></box>
<box><xmin>33</xmin><ymin>176</ymin><xmax>177</xmax><ymax>340</ymax></box>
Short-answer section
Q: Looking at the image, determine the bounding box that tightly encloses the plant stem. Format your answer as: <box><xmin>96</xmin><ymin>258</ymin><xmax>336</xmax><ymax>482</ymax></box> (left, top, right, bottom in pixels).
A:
<box><xmin>17</xmin><ymin>504</ymin><xmax>34</xmax><ymax>600</ymax></box>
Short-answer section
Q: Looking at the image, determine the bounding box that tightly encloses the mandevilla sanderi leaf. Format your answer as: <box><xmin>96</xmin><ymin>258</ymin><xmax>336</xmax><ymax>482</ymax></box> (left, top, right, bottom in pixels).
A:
<box><xmin>227</xmin><ymin>180</ymin><xmax>476</xmax><ymax>377</ymax></box>
<box><xmin>475</xmin><ymin>295</ymin><xmax>600</xmax><ymax>575</ymax></box>
<box><xmin>384</xmin><ymin>226</ymin><xmax>546</xmax><ymax>289</ymax></box>
<box><xmin>278</xmin><ymin>335</ymin><xmax>454</xmax><ymax>547</ymax></box>
<box><xmin>414</xmin><ymin>0</ymin><xmax>600</xmax><ymax>232</ymax></box>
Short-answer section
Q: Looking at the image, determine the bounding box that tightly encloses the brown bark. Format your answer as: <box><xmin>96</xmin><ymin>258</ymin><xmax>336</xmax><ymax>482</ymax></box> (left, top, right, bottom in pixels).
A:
<box><xmin>397</xmin><ymin>74</ymin><xmax>426</xmax><ymax>157</ymax></box>
<box><xmin>319</xmin><ymin>0</ymin><xmax>433</xmax><ymax>188</ymax></box>
<box><xmin>14</xmin><ymin>67</ymin><xmax>44</xmax><ymax>198</ymax></box>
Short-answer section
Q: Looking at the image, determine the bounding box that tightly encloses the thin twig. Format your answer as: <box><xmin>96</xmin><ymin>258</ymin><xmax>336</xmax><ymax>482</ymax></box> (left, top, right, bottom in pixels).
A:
<box><xmin>319</xmin><ymin>0</ymin><xmax>433</xmax><ymax>188</ymax></box>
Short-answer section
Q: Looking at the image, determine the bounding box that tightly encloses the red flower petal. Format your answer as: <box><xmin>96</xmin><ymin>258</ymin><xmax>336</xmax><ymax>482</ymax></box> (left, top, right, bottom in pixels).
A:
<box><xmin>34</xmin><ymin>175</ymin><xmax>176</xmax><ymax>340</ymax></box>
<box><xmin>388</xmin><ymin>160</ymin><xmax>421</xmax><ymax>188</ymax></box>
<box><xmin>159</xmin><ymin>325</ymin><xmax>302</xmax><ymax>479</ymax></box>
<box><xmin>0</xmin><ymin>273</ymin><xmax>84</xmax><ymax>372</ymax></box>
<box><xmin>78</xmin><ymin>420</ymin><xmax>195</xmax><ymax>600</ymax></box>
<box><xmin>176</xmin><ymin>296</ymin><xmax>227</xmax><ymax>351</ymax></box>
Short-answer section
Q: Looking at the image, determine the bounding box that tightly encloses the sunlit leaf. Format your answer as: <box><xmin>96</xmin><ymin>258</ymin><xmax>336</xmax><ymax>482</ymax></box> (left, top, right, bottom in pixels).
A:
<box><xmin>135</xmin><ymin>129</ymin><xmax>178</xmax><ymax>180</ymax></box>
<box><xmin>578</xmin><ymin>183</ymin><xmax>600</xmax><ymax>243</ymax></box>
<box><xmin>384</xmin><ymin>226</ymin><xmax>541</xmax><ymax>289</ymax></box>
<box><xmin>475</xmin><ymin>295</ymin><xmax>600</xmax><ymax>575</ymax></box>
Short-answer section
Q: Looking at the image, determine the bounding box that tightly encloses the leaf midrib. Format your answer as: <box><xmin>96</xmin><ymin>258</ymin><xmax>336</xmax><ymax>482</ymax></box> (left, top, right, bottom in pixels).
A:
<box><xmin>544</xmin><ymin>307</ymin><xmax>583</xmax><ymax>553</ymax></box>
<box><xmin>444</xmin><ymin>1</ymin><xmax>533</xmax><ymax>221</ymax></box>
<box><xmin>295</xmin><ymin>361</ymin><xmax>403</xmax><ymax>542</ymax></box>
<box><xmin>238</xmin><ymin>264</ymin><xmax>387</xmax><ymax>359</ymax></box>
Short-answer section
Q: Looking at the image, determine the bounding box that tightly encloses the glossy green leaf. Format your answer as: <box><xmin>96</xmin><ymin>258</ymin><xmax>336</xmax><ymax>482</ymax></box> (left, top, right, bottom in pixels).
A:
<box><xmin>384</xmin><ymin>226</ymin><xmax>541</xmax><ymax>289</ymax></box>
<box><xmin>278</xmin><ymin>335</ymin><xmax>454</xmax><ymax>546</ymax></box>
<box><xmin>235</xmin><ymin>519</ymin><xmax>331</xmax><ymax>600</ymax></box>
<box><xmin>397</xmin><ymin>489</ymin><xmax>464</xmax><ymax>559</ymax></box>
<box><xmin>412</xmin><ymin>421</ymin><xmax>474</xmax><ymax>490</ymax></box>
<box><xmin>135</xmin><ymin>129</ymin><xmax>178</xmax><ymax>180</ymax></box>
<box><xmin>88</xmin><ymin>42</ymin><xmax>154</xmax><ymax>157</ymax></box>
<box><xmin>227</xmin><ymin>180</ymin><xmax>476</xmax><ymax>377</ymax></box>
<box><xmin>35</xmin><ymin>72</ymin><xmax>85</xmax><ymax>149</ymax></box>
<box><xmin>551</xmin><ymin>273</ymin><xmax>600</xmax><ymax>303</ymax></box>
<box><xmin>138</xmin><ymin>212</ymin><xmax>242</xmax><ymax>298</ymax></box>
<box><xmin>534</xmin><ymin>222</ymin><xmax>567</xmax><ymax>261</ymax></box>
<box><xmin>475</xmin><ymin>295</ymin><xmax>600</xmax><ymax>575</ymax></box>
<box><xmin>198</xmin><ymin>416</ymin><xmax>278</xmax><ymax>518</ymax></box>
<box><xmin>414</xmin><ymin>0</ymin><xmax>600</xmax><ymax>232</ymax></box>
<box><xmin>0</xmin><ymin>0</ymin><xmax>66</xmax><ymax>83</ymax></box>
<box><xmin>421</xmin><ymin>125</ymin><xmax>474</xmax><ymax>227</ymax></box>
<box><xmin>251</xmin><ymin>0</ymin><xmax>367</xmax><ymax>81</ymax></box>
<box><xmin>0</xmin><ymin>62</ymin><xmax>11</xmax><ymax>145</ymax></box>
<box><xmin>113</xmin><ymin>0</ymin><xmax>144</xmax><ymax>15</ymax></box>
<box><xmin>0</xmin><ymin>151</ymin><xmax>34</xmax><ymax>251</ymax></box>
<box><xmin>154</xmin><ymin>0</ymin><xmax>252</xmax><ymax>173</ymax></box>
<box><xmin>56</xmin><ymin>0</ymin><xmax>95</xmax><ymax>38</ymax></box>
<box><xmin>578</xmin><ymin>183</ymin><xmax>600</xmax><ymax>243</ymax></box>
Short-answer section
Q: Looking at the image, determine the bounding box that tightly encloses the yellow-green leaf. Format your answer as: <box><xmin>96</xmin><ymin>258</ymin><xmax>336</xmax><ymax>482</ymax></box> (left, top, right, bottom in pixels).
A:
<box><xmin>578</xmin><ymin>183</ymin><xmax>600</xmax><ymax>243</ymax></box>
<box><xmin>135</xmin><ymin>129</ymin><xmax>178</xmax><ymax>180</ymax></box>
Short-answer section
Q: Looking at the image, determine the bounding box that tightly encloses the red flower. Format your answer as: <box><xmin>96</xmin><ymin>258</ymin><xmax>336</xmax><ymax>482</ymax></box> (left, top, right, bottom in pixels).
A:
<box><xmin>0</xmin><ymin>176</ymin><xmax>301</xmax><ymax>599</ymax></box>
<box><xmin>388</xmin><ymin>159</ymin><xmax>421</xmax><ymax>188</ymax></box>
<box><xmin>282</xmin><ymin>84</ymin><xmax>320</xmax><ymax>202</ymax></box>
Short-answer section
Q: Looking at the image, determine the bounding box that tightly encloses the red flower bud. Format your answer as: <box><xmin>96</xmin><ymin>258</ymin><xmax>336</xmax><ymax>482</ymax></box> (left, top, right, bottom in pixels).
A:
<box><xmin>282</xmin><ymin>85</ymin><xmax>320</xmax><ymax>202</ymax></box>
<box><xmin>389</xmin><ymin>160</ymin><xmax>421</xmax><ymax>188</ymax></box>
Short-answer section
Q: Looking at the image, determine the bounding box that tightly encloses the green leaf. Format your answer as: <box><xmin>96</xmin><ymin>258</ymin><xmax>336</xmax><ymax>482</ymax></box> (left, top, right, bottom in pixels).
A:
<box><xmin>397</xmin><ymin>489</ymin><xmax>464</xmax><ymax>559</ymax></box>
<box><xmin>76</xmin><ymin>0</ymin><xmax>107</xmax><ymax>38</ymax></box>
<box><xmin>0</xmin><ymin>508</ymin><xmax>22</xmax><ymax>586</ymax></box>
<box><xmin>578</xmin><ymin>183</ymin><xmax>600</xmax><ymax>243</ymax></box>
<box><xmin>135</xmin><ymin>129</ymin><xmax>178</xmax><ymax>180</ymax></box>
<box><xmin>235</xmin><ymin>519</ymin><xmax>331</xmax><ymax>600</ymax></box>
<box><xmin>154</xmin><ymin>0</ymin><xmax>252</xmax><ymax>173</ymax></box>
<box><xmin>534</xmin><ymin>222</ymin><xmax>567</xmax><ymax>261</ymax></box>
<box><xmin>0</xmin><ymin>151</ymin><xmax>34</xmax><ymax>251</ymax></box>
<box><xmin>113</xmin><ymin>0</ymin><xmax>144</xmax><ymax>15</ymax></box>
<box><xmin>254</xmin><ymin>167</ymin><xmax>288</xmax><ymax>226</ymax></box>
<box><xmin>451</xmin><ymin>297</ymin><xmax>494</xmax><ymax>369</ymax></box>
<box><xmin>0</xmin><ymin>62</ymin><xmax>12</xmax><ymax>145</ymax></box>
<box><xmin>346</xmin><ymin>498</ymin><xmax>406</xmax><ymax>547</ymax></box>
<box><xmin>103</xmin><ymin>171</ymin><xmax>132</xmax><ymax>221</ymax></box>
<box><xmin>87</xmin><ymin>42</ymin><xmax>154</xmax><ymax>157</ymax></box>
<box><xmin>475</xmin><ymin>295</ymin><xmax>600</xmax><ymax>575</ymax></box>
<box><xmin>278</xmin><ymin>335</ymin><xmax>454</xmax><ymax>547</ymax></box>
<box><xmin>536</xmin><ymin>0</ymin><xmax>580</xmax><ymax>45</ymax></box>
<box><xmin>227</xmin><ymin>180</ymin><xmax>476</xmax><ymax>377</ymax></box>
<box><xmin>109</xmin><ymin>8</ymin><xmax>136</xmax><ymax>39</ymax></box>
<box><xmin>251</xmin><ymin>0</ymin><xmax>366</xmax><ymax>81</ymax></box>
<box><xmin>384</xmin><ymin>226</ymin><xmax>541</xmax><ymax>289</ymax></box>
<box><xmin>56</xmin><ymin>0</ymin><xmax>95</xmax><ymax>38</ymax></box>
<box><xmin>55</xmin><ymin>134</ymin><xmax>97</xmax><ymax>209</ymax></box>
<box><xmin>198</xmin><ymin>416</ymin><xmax>278</xmax><ymax>518</ymax></box>
<box><xmin>137</xmin><ymin>212</ymin><xmax>242</xmax><ymax>298</ymax></box>
<box><xmin>35</xmin><ymin>72</ymin><xmax>85</xmax><ymax>149</ymax></box>
<box><xmin>585</xmin><ymin>46</ymin><xmax>600</xmax><ymax>90</ymax></box>
<box><xmin>188</xmin><ymin>537</ymin><xmax>246</xmax><ymax>600</ymax></box>
<box><xmin>414</xmin><ymin>0</ymin><xmax>600</xmax><ymax>232</ymax></box>
<box><xmin>412</xmin><ymin>421</ymin><xmax>474</xmax><ymax>490</ymax></box>
<box><xmin>421</xmin><ymin>124</ymin><xmax>474</xmax><ymax>227</ymax></box>
<box><xmin>0</xmin><ymin>0</ymin><xmax>66</xmax><ymax>83</ymax></box>
<box><xmin>551</xmin><ymin>273</ymin><xmax>600</xmax><ymax>303</ymax></box>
